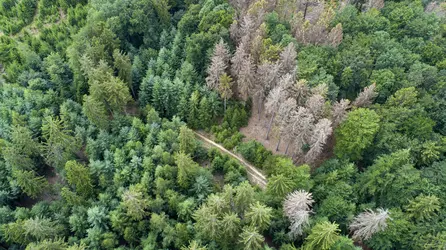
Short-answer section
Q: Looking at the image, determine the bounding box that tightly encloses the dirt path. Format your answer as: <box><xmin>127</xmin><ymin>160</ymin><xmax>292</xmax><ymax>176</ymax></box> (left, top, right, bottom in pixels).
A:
<box><xmin>194</xmin><ymin>131</ymin><xmax>267</xmax><ymax>189</ymax></box>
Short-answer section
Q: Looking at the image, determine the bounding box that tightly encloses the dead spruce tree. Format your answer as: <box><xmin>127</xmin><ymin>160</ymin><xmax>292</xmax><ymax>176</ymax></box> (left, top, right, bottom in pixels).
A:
<box><xmin>275</xmin><ymin>98</ymin><xmax>298</xmax><ymax>152</ymax></box>
<box><xmin>289</xmin><ymin>79</ymin><xmax>311</xmax><ymax>106</ymax></box>
<box><xmin>237</xmin><ymin>55</ymin><xmax>255</xmax><ymax>101</ymax></box>
<box><xmin>349</xmin><ymin>208</ymin><xmax>390</xmax><ymax>241</ymax></box>
<box><xmin>206</xmin><ymin>39</ymin><xmax>230</xmax><ymax>91</ymax></box>
<box><xmin>305</xmin><ymin>94</ymin><xmax>325</xmax><ymax>120</ymax></box>
<box><xmin>332</xmin><ymin>99</ymin><xmax>350</xmax><ymax>128</ymax></box>
<box><xmin>279</xmin><ymin>42</ymin><xmax>297</xmax><ymax>76</ymax></box>
<box><xmin>305</xmin><ymin>118</ymin><xmax>332</xmax><ymax>163</ymax></box>
<box><xmin>231</xmin><ymin>41</ymin><xmax>249</xmax><ymax>78</ymax></box>
<box><xmin>291</xmin><ymin>107</ymin><xmax>315</xmax><ymax>158</ymax></box>
<box><xmin>265</xmin><ymin>85</ymin><xmax>286</xmax><ymax>140</ymax></box>
<box><xmin>352</xmin><ymin>83</ymin><xmax>377</xmax><ymax>107</ymax></box>
<box><xmin>254</xmin><ymin>62</ymin><xmax>280</xmax><ymax>118</ymax></box>
<box><xmin>283</xmin><ymin>190</ymin><xmax>314</xmax><ymax>239</ymax></box>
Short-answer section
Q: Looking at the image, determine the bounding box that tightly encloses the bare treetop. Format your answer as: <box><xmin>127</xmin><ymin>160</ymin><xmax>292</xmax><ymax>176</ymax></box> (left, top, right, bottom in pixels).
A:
<box><xmin>290</xmin><ymin>79</ymin><xmax>311</xmax><ymax>106</ymax></box>
<box><xmin>206</xmin><ymin>39</ymin><xmax>230</xmax><ymax>90</ymax></box>
<box><xmin>237</xmin><ymin>54</ymin><xmax>255</xmax><ymax>101</ymax></box>
<box><xmin>350</xmin><ymin>208</ymin><xmax>390</xmax><ymax>241</ymax></box>
<box><xmin>305</xmin><ymin>118</ymin><xmax>332</xmax><ymax>163</ymax></box>
<box><xmin>305</xmin><ymin>94</ymin><xmax>325</xmax><ymax>120</ymax></box>
<box><xmin>353</xmin><ymin>83</ymin><xmax>377</xmax><ymax>107</ymax></box>
<box><xmin>279</xmin><ymin>42</ymin><xmax>297</xmax><ymax>76</ymax></box>
<box><xmin>332</xmin><ymin>99</ymin><xmax>351</xmax><ymax>128</ymax></box>
<box><xmin>283</xmin><ymin>190</ymin><xmax>314</xmax><ymax>218</ymax></box>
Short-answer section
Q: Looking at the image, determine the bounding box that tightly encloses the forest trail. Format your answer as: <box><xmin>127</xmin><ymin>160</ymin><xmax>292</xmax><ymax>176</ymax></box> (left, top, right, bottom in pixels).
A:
<box><xmin>194</xmin><ymin>131</ymin><xmax>268</xmax><ymax>189</ymax></box>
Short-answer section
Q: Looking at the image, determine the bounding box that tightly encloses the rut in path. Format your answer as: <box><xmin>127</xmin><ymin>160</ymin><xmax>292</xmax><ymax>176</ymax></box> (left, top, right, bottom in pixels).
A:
<box><xmin>194</xmin><ymin>131</ymin><xmax>268</xmax><ymax>189</ymax></box>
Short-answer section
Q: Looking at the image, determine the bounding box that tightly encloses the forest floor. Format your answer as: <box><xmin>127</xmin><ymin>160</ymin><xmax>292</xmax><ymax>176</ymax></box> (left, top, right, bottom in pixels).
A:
<box><xmin>194</xmin><ymin>131</ymin><xmax>267</xmax><ymax>189</ymax></box>
<box><xmin>240</xmin><ymin>101</ymin><xmax>295</xmax><ymax>157</ymax></box>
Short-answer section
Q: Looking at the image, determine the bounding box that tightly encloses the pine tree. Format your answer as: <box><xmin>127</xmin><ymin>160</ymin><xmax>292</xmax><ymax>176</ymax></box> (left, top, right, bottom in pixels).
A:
<box><xmin>327</xmin><ymin>23</ymin><xmax>343</xmax><ymax>48</ymax></box>
<box><xmin>181</xmin><ymin>241</ymin><xmax>208</xmax><ymax>250</ymax></box>
<box><xmin>231</xmin><ymin>42</ymin><xmax>248</xmax><ymax>78</ymax></box>
<box><xmin>283</xmin><ymin>190</ymin><xmax>314</xmax><ymax>219</ymax></box>
<box><xmin>175</xmin><ymin>153</ymin><xmax>199</xmax><ymax>189</ymax></box>
<box><xmin>234</xmin><ymin>181</ymin><xmax>256</xmax><ymax>215</ymax></box>
<box><xmin>2</xmin><ymin>125</ymin><xmax>40</xmax><ymax>171</ymax></box>
<box><xmin>266</xmin><ymin>174</ymin><xmax>294</xmax><ymax>198</ymax></box>
<box><xmin>22</xmin><ymin>216</ymin><xmax>60</xmax><ymax>241</ymax></box>
<box><xmin>254</xmin><ymin>62</ymin><xmax>280</xmax><ymax>116</ymax></box>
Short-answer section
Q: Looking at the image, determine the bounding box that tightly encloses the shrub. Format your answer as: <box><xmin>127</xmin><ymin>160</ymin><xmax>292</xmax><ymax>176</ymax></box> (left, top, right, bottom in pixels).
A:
<box><xmin>237</xmin><ymin>140</ymin><xmax>272</xmax><ymax>167</ymax></box>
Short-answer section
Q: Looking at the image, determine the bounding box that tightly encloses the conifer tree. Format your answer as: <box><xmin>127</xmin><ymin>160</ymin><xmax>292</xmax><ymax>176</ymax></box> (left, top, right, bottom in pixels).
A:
<box><xmin>218</xmin><ymin>73</ymin><xmax>234</xmax><ymax>112</ymax></box>
<box><xmin>206</xmin><ymin>39</ymin><xmax>230</xmax><ymax>90</ymax></box>
<box><xmin>41</xmin><ymin>116</ymin><xmax>78</xmax><ymax>170</ymax></box>
<box><xmin>349</xmin><ymin>208</ymin><xmax>390</xmax><ymax>241</ymax></box>
<box><xmin>239</xmin><ymin>226</ymin><xmax>264</xmax><ymax>250</ymax></box>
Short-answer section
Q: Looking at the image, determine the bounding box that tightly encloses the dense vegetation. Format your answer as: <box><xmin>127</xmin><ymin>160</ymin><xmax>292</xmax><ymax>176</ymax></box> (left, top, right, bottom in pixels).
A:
<box><xmin>0</xmin><ymin>0</ymin><xmax>446</xmax><ymax>249</ymax></box>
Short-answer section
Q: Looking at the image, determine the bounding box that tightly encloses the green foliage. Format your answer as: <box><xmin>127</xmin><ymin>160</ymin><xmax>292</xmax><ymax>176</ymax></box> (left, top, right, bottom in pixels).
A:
<box><xmin>64</xmin><ymin>160</ymin><xmax>93</xmax><ymax>198</ymax></box>
<box><xmin>237</xmin><ymin>140</ymin><xmax>272</xmax><ymax>167</ymax></box>
<box><xmin>335</xmin><ymin>108</ymin><xmax>380</xmax><ymax>161</ymax></box>
<box><xmin>303</xmin><ymin>221</ymin><xmax>341</xmax><ymax>250</ymax></box>
<box><xmin>1</xmin><ymin>0</ymin><xmax>446</xmax><ymax>249</ymax></box>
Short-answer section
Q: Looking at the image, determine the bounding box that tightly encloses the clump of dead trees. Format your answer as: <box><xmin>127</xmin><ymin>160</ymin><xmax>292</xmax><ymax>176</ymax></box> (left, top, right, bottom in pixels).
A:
<box><xmin>207</xmin><ymin>0</ymin><xmax>379</xmax><ymax>165</ymax></box>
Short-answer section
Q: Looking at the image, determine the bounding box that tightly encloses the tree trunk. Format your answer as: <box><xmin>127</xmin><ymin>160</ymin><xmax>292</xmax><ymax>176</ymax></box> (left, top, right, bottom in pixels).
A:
<box><xmin>224</xmin><ymin>97</ymin><xmax>227</xmax><ymax>112</ymax></box>
<box><xmin>285</xmin><ymin>141</ymin><xmax>291</xmax><ymax>155</ymax></box>
<box><xmin>276</xmin><ymin>137</ymin><xmax>281</xmax><ymax>151</ymax></box>
<box><xmin>258</xmin><ymin>96</ymin><xmax>262</xmax><ymax>121</ymax></box>
<box><xmin>265</xmin><ymin>111</ymin><xmax>275</xmax><ymax>140</ymax></box>
<box><xmin>303</xmin><ymin>0</ymin><xmax>308</xmax><ymax>20</ymax></box>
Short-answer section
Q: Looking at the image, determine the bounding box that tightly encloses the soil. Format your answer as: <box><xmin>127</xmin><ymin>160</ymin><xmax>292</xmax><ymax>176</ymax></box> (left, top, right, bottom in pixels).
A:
<box><xmin>239</xmin><ymin>99</ymin><xmax>295</xmax><ymax>157</ymax></box>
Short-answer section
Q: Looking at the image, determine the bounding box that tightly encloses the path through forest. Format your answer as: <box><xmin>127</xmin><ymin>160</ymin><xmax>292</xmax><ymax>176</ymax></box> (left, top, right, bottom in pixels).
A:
<box><xmin>194</xmin><ymin>131</ymin><xmax>267</xmax><ymax>189</ymax></box>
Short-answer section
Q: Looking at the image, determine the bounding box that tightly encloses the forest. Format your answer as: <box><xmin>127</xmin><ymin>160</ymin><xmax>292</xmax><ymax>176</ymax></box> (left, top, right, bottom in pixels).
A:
<box><xmin>0</xmin><ymin>0</ymin><xmax>445</xmax><ymax>249</ymax></box>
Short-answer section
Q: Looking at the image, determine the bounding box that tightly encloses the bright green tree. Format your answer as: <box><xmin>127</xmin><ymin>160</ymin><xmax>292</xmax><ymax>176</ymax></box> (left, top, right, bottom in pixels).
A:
<box><xmin>65</xmin><ymin>160</ymin><xmax>93</xmax><ymax>198</ymax></box>
<box><xmin>41</xmin><ymin>116</ymin><xmax>78</xmax><ymax>170</ymax></box>
<box><xmin>245</xmin><ymin>202</ymin><xmax>273</xmax><ymax>232</ymax></box>
<box><xmin>179</xmin><ymin>125</ymin><xmax>197</xmax><ymax>155</ymax></box>
<box><xmin>303</xmin><ymin>221</ymin><xmax>341</xmax><ymax>250</ymax></box>
<box><xmin>13</xmin><ymin>170</ymin><xmax>48</xmax><ymax>199</ymax></box>
<box><xmin>335</xmin><ymin>108</ymin><xmax>380</xmax><ymax>161</ymax></box>
<box><xmin>406</xmin><ymin>194</ymin><xmax>440</xmax><ymax>221</ymax></box>
<box><xmin>239</xmin><ymin>226</ymin><xmax>264</xmax><ymax>250</ymax></box>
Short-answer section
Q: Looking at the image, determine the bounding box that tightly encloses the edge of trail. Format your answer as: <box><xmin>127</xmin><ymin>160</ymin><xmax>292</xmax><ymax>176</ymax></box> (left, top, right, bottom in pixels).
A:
<box><xmin>194</xmin><ymin>131</ymin><xmax>268</xmax><ymax>189</ymax></box>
